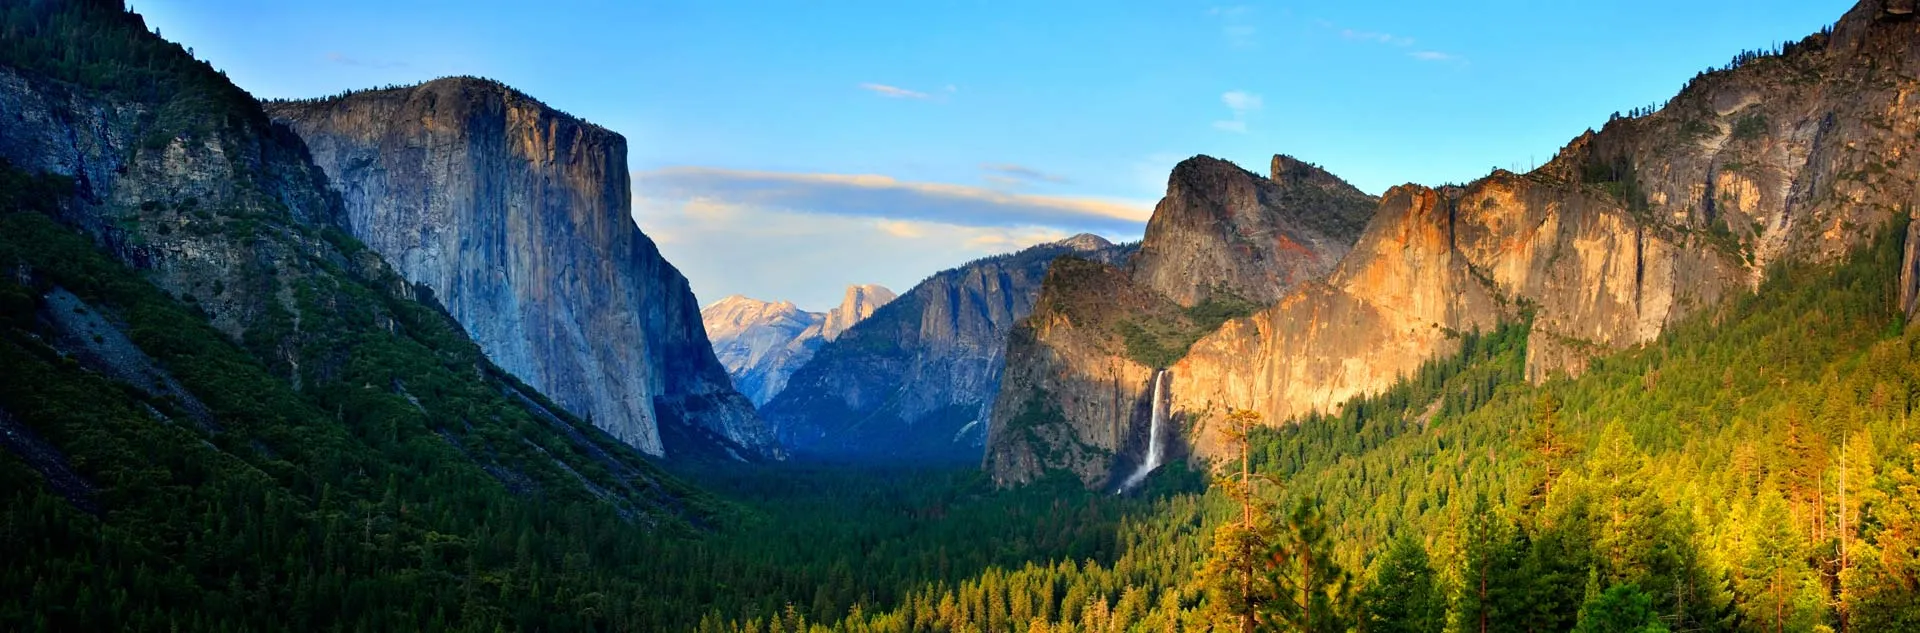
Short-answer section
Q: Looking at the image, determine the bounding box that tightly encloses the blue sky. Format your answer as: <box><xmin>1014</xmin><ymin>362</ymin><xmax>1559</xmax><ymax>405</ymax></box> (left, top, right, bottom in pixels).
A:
<box><xmin>137</xmin><ymin>0</ymin><xmax>1851</xmax><ymax>310</ymax></box>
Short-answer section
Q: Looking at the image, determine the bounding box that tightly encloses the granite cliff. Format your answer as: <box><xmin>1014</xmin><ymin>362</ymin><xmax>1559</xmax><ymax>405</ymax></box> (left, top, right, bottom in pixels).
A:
<box><xmin>1130</xmin><ymin>154</ymin><xmax>1376</xmax><ymax>307</ymax></box>
<box><xmin>985</xmin><ymin>156</ymin><xmax>1376</xmax><ymax>486</ymax></box>
<box><xmin>702</xmin><ymin>284</ymin><xmax>895</xmax><ymax>405</ymax></box>
<box><xmin>763</xmin><ymin>234</ymin><xmax>1130</xmax><ymax>461</ymax></box>
<box><xmin>0</xmin><ymin>2</ymin><xmax>702</xmax><ymax>530</ymax></box>
<box><xmin>265</xmin><ymin>79</ymin><xmax>772</xmax><ymax>460</ymax></box>
<box><xmin>990</xmin><ymin>0</ymin><xmax>1920</xmax><ymax>486</ymax></box>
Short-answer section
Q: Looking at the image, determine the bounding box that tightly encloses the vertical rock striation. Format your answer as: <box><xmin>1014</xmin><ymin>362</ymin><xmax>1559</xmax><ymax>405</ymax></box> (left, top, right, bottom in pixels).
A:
<box><xmin>266</xmin><ymin>78</ymin><xmax>772</xmax><ymax>459</ymax></box>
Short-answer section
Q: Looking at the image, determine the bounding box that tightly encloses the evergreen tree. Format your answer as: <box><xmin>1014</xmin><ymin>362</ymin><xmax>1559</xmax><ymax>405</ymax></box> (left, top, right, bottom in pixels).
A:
<box><xmin>1358</xmin><ymin>535</ymin><xmax>1442</xmax><ymax>633</ymax></box>
<box><xmin>1204</xmin><ymin>408</ymin><xmax>1279</xmax><ymax>633</ymax></box>
<box><xmin>1524</xmin><ymin>393</ymin><xmax>1576</xmax><ymax>513</ymax></box>
<box><xmin>1260</xmin><ymin>498</ymin><xmax>1350</xmax><ymax>633</ymax></box>
<box><xmin>1737</xmin><ymin>494</ymin><xmax>1810</xmax><ymax>633</ymax></box>
<box><xmin>1448</xmin><ymin>494</ymin><xmax>1523</xmax><ymax>633</ymax></box>
<box><xmin>1573</xmin><ymin>583</ymin><xmax>1671</xmax><ymax>633</ymax></box>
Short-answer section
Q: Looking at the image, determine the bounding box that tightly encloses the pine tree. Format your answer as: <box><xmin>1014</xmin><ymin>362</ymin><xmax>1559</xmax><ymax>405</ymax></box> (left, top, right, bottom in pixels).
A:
<box><xmin>1572</xmin><ymin>583</ymin><xmax>1670</xmax><ymax>633</ymax></box>
<box><xmin>1358</xmin><ymin>535</ymin><xmax>1442</xmax><ymax>633</ymax></box>
<box><xmin>1524</xmin><ymin>393</ymin><xmax>1576</xmax><ymax>513</ymax></box>
<box><xmin>1738</xmin><ymin>494</ymin><xmax>1807</xmax><ymax>633</ymax></box>
<box><xmin>1449</xmin><ymin>494</ymin><xmax>1520</xmax><ymax>633</ymax></box>
<box><xmin>1260</xmin><ymin>498</ymin><xmax>1350</xmax><ymax>633</ymax></box>
<box><xmin>1203</xmin><ymin>408</ymin><xmax>1279</xmax><ymax>633</ymax></box>
<box><xmin>1848</xmin><ymin>443</ymin><xmax>1920</xmax><ymax>631</ymax></box>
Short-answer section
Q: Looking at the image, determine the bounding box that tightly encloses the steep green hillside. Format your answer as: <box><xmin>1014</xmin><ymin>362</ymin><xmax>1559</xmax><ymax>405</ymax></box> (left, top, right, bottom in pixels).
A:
<box><xmin>748</xmin><ymin>222</ymin><xmax>1920</xmax><ymax>632</ymax></box>
<box><xmin>0</xmin><ymin>2</ymin><xmax>721</xmax><ymax>629</ymax></box>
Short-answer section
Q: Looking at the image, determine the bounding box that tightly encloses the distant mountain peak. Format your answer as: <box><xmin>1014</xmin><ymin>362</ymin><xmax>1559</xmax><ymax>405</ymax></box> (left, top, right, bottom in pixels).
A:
<box><xmin>1055</xmin><ymin>233</ymin><xmax>1115</xmax><ymax>252</ymax></box>
<box><xmin>702</xmin><ymin>283</ymin><xmax>894</xmax><ymax>405</ymax></box>
<box><xmin>816</xmin><ymin>284</ymin><xmax>896</xmax><ymax>342</ymax></box>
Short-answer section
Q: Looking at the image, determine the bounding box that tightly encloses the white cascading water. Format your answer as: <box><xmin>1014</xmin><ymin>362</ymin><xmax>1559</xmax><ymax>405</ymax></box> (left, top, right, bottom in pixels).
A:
<box><xmin>1119</xmin><ymin>369</ymin><xmax>1169</xmax><ymax>492</ymax></box>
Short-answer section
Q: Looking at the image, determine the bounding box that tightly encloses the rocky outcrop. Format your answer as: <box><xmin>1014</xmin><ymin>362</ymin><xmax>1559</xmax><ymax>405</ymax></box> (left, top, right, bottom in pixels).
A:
<box><xmin>991</xmin><ymin>0</ymin><xmax>1920</xmax><ymax>485</ymax></box>
<box><xmin>811</xmin><ymin>284</ymin><xmax>895</xmax><ymax>342</ymax></box>
<box><xmin>1130</xmin><ymin>155</ymin><xmax>1376</xmax><ymax>306</ymax></box>
<box><xmin>266</xmin><ymin>79</ymin><xmax>772</xmax><ymax>460</ymax></box>
<box><xmin>985</xmin><ymin>156</ymin><xmax>1376</xmax><ymax>485</ymax></box>
<box><xmin>984</xmin><ymin>257</ymin><xmax>1191</xmax><ymax>485</ymax></box>
<box><xmin>702</xmin><ymin>284</ymin><xmax>895</xmax><ymax>405</ymax></box>
<box><xmin>763</xmin><ymin>234</ymin><xmax>1129</xmax><ymax>461</ymax></box>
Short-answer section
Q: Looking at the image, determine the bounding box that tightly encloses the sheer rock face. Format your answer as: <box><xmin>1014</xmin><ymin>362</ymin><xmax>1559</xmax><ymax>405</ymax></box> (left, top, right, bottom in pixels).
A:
<box><xmin>1130</xmin><ymin>155</ymin><xmax>1377</xmax><ymax>307</ymax></box>
<box><xmin>701</xmin><ymin>284</ymin><xmax>895</xmax><ymax>405</ymax></box>
<box><xmin>763</xmin><ymin>234</ymin><xmax>1129</xmax><ymax>462</ymax></box>
<box><xmin>985</xmin><ymin>157</ymin><xmax>1376</xmax><ymax>486</ymax></box>
<box><xmin>992</xmin><ymin>3</ymin><xmax>1920</xmax><ymax>485</ymax></box>
<box><xmin>266</xmin><ymin>78</ymin><xmax>772</xmax><ymax>459</ymax></box>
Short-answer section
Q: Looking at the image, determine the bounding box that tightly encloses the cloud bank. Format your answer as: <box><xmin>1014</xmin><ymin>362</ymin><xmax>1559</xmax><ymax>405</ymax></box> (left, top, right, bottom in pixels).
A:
<box><xmin>632</xmin><ymin>167</ymin><xmax>1149</xmax><ymax>309</ymax></box>
<box><xmin>635</xmin><ymin>196</ymin><xmax>1088</xmax><ymax>310</ymax></box>
<box><xmin>981</xmin><ymin>163</ymin><xmax>1071</xmax><ymax>186</ymax></box>
<box><xmin>636</xmin><ymin>167</ymin><xmax>1150</xmax><ymax>234</ymax></box>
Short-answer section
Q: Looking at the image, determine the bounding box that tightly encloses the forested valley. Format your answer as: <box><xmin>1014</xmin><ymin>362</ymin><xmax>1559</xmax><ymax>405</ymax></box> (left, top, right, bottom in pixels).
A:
<box><xmin>4</xmin><ymin>1</ymin><xmax>1920</xmax><ymax>632</ymax></box>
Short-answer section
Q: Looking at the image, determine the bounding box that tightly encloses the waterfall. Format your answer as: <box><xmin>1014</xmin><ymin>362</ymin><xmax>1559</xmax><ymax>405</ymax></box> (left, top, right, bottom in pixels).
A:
<box><xmin>1120</xmin><ymin>369</ymin><xmax>1169</xmax><ymax>492</ymax></box>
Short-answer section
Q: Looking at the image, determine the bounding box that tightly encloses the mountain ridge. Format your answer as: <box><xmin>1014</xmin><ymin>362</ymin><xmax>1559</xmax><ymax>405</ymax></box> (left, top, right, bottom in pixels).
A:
<box><xmin>988</xmin><ymin>0</ymin><xmax>1920</xmax><ymax>486</ymax></box>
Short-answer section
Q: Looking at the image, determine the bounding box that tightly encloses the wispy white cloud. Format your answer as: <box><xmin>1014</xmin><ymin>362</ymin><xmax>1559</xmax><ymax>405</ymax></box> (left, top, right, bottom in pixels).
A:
<box><xmin>1213</xmin><ymin>90</ymin><xmax>1263</xmax><ymax>134</ymax></box>
<box><xmin>875</xmin><ymin>219</ymin><xmax>928</xmax><ymax>239</ymax></box>
<box><xmin>1410</xmin><ymin>50</ymin><xmax>1467</xmax><ymax>65</ymax></box>
<box><xmin>1314</xmin><ymin>21</ymin><xmax>1465</xmax><ymax>66</ymax></box>
<box><xmin>1339</xmin><ymin>29</ymin><xmax>1413</xmax><ymax>47</ymax></box>
<box><xmin>635</xmin><ymin>167</ymin><xmax>1152</xmax><ymax>233</ymax></box>
<box><xmin>859</xmin><ymin>83</ymin><xmax>932</xmax><ymax>99</ymax></box>
<box><xmin>1208</xmin><ymin>5</ymin><xmax>1259</xmax><ymax>49</ymax></box>
<box><xmin>325</xmin><ymin>51</ymin><xmax>406</xmax><ymax>69</ymax></box>
<box><xmin>634</xmin><ymin>196</ymin><xmax>1088</xmax><ymax>311</ymax></box>
<box><xmin>1222</xmin><ymin>90</ymin><xmax>1264</xmax><ymax>112</ymax></box>
<box><xmin>981</xmin><ymin>163</ymin><xmax>1071</xmax><ymax>186</ymax></box>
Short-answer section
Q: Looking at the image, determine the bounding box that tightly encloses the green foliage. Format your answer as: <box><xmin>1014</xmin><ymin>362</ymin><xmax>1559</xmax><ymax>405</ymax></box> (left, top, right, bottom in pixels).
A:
<box><xmin>1358</xmin><ymin>536</ymin><xmax>1443</xmax><ymax>633</ymax></box>
<box><xmin>1732</xmin><ymin>113</ymin><xmax>1770</xmax><ymax>142</ymax></box>
<box><xmin>1574</xmin><ymin>584</ymin><xmax>1671</xmax><ymax>633</ymax></box>
<box><xmin>737</xmin><ymin>212</ymin><xmax>1920</xmax><ymax>633</ymax></box>
<box><xmin>0</xmin><ymin>161</ymin><xmax>742</xmax><ymax>629</ymax></box>
<box><xmin>1259</xmin><ymin>498</ymin><xmax>1351</xmax><ymax>633</ymax></box>
<box><xmin>10</xmin><ymin>6</ymin><xmax>1920</xmax><ymax>633</ymax></box>
<box><xmin>0</xmin><ymin>1</ymin><xmax>269</xmax><ymax>151</ymax></box>
<box><xmin>1581</xmin><ymin>153</ymin><xmax>1654</xmax><ymax>216</ymax></box>
<box><xmin>1120</xmin><ymin>289</ymin><xmax>1262</xmax><ymax>369</ymax></box>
